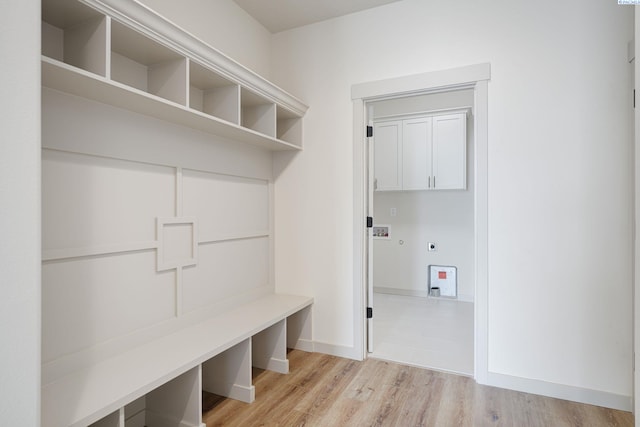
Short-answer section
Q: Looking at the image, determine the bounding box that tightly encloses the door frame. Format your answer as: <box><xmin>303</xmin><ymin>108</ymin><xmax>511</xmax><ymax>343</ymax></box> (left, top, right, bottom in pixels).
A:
<box><xmin>351</xmin><ymin>63</ymin><xmax>490</xmax><ymax>382</ymax></box>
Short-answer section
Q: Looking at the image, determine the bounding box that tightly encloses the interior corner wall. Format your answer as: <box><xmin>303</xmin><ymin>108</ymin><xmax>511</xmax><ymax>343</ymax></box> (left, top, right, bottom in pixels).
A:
<box><xmin>270</xmin><ymin>0</ymin><xmax>634</xmax><ymax>406</ymax></box>
<box><xmin>0</xmin><ymin>0</ymin><xmax>41</xmax><ymax>425</ymax></box>
<box><xmin>137</xmin><ymin>0</ymin><xmax>272</xmax><ymax>79</ymax></box>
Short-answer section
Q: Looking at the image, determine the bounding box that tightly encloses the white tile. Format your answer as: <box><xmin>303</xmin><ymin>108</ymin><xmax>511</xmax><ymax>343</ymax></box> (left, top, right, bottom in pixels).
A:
<box><xmin>370</xmin><ymin>292</ymin><xmax>473</xmax><ymax>375</ymax></box>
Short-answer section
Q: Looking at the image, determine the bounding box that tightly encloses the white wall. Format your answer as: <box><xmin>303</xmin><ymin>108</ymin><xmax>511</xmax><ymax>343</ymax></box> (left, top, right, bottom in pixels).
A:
<box><xmin>271</xmin><ymin>0</ymin><xmax>634</xmax><ymax>407</ymax></box>
<box><xmin>138</xmin><ymin>0</ymin><xmax>272</xmax><ymax>78</ymax></box>
<box><xmin>0</xmin><ymin>0</ymin><xmax>41</xmax><ymax>425</ymax></box>
<box><xmin>373</xmin><ymin>189</ymin><xmax>475</xmax><ymax>300</ymax></box>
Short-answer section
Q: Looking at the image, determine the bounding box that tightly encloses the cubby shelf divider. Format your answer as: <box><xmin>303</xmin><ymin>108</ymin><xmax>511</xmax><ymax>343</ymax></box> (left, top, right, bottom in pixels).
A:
<box><xmin>42</xmin><ymin>0</ymin><xmax>307</xmax><ymax>151</ymax></box>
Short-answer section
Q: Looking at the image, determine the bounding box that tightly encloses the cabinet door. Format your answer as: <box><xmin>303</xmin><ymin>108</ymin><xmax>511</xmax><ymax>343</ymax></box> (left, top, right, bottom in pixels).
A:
<box><xmin>373</xmin><ymin>121</ymin><xmax>402</xmax><ymax>191</ymax></box>
<box><xmin>402</xmin><ymin>117</ymin><xmax>432</xmax><ymax>191</ymax></box>
<box><xmin>432</xmin><ymin>113</ymin><xmax>466</xmax><ymax>190</ymax></box>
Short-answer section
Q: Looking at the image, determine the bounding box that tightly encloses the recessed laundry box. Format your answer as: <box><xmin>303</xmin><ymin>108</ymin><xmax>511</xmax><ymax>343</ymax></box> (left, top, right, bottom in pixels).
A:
<box><xmin>429</xmin><ymin>265</ymin><xmax>457</xmax><ymax>298</ymax></box>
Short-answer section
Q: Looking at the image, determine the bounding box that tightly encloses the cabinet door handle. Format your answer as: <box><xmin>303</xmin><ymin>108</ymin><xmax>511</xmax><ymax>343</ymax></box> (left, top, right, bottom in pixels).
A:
<box><xmin>433</xmin><ymin>176</ymin><xmax>436</xmax><ymax>188</ymax></box>
<box><xmin>428</xmin><ymin>176</ymin><xmax>430</xmax><ymax>188</ymax></box>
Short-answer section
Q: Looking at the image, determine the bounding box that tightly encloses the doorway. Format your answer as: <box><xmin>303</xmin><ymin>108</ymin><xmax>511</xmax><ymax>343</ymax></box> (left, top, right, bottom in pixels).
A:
<box><xmin>368</xmin><ymin>90</ymin><xmax>475</xmax><ymax>375</ymax></box>
<box><xmin>351</xmin><ymin>63</ymin><xmax>490</xmax><ymax>383</ymax></box>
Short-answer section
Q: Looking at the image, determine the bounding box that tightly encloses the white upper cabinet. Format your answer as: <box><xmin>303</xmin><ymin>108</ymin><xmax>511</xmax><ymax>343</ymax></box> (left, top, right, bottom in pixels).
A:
<box><xmin>402</xmin><ymin>117</ymin><xmax>432</xmax><ymax>190</ymax></box>
<box><xmin>432</xmin><ymin>113</ymin><xmax>467</xmax><ymax>190</ymax></box>
<box><xmin>373</xmin><ymin>120</ymin><xmax>403</xmax><ymax>191</ymax></box>
<box><xmin>374</xmin><ymin>112</ymin><xmax>467</xmax><ymax>191</ymax></box>
<box><xmin>40</xmin><ymin>0</ymin><xmax>307</xmax><ymax>152</ymax></box>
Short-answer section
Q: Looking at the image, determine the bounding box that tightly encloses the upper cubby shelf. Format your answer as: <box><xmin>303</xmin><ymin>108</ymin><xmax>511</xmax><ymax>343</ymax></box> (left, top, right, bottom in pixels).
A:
<box><xmin>41</xmin><ymin>0</ymin><xmax>308</xmax><ymax>151</ymax></box>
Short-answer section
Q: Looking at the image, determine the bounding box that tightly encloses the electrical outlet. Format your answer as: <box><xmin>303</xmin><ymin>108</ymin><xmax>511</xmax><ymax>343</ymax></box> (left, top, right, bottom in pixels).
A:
<box><xmin>390</xmin><ymin>208</ymin><xmax>397</xmax><ymax>217</ymax></box>
<box><xmin>428</xmin><ymin>242</ymin><xmax>437</xmax><ymax>251</ymax></box>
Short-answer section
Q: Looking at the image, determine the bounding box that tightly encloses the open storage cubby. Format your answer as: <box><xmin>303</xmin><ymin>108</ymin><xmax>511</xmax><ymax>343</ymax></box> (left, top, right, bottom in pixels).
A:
<box><xmin>241</xmin><ymin>88</ymin><xmax>276</xmax><ymax>137</ymax></box>
<box><xmin>88</xmin><ymin>367</ymin><xmax>202</xmax><ymax>427</ymax></box>
<box><xmin>88</xmin><ymin>410</ymin><xmax>120</xmax><ymax>427</ymax></box>
<box><xmin>189</xmin><ymin>60</ymin><xmax>240</xmax><ymax>124</ymax></box>
<box><xmin>41</xmin><ymin>0</ymin><xmax>311</xmax><ymax>418</ymax></box>
<box><xmin>41</xmin><ymin>0</ymin><xmax>109</xmax><ymax>77</ymax></box>
<box><xmin>111</xmin><ymin>20</ymin><xmax>188</xmax><ymax>106</ymax></box>
<box><xmin>126</xmin><ymin>367</ymin><xmax>201</xmax><ymax>427</ymax></box>
<box><xmin>41</xmin><ymin>0</ymin><xmax>307</xmax><ymax>152</ymax></box>
<box><xmin>277</xmin><ymin>106</ymin><xmax>303</xmax><ymax>148</ymax></box>
<box><xmin>202</xmin><ymin>339</ymin><xmax>255</xmax><ymax>404</ymax></box>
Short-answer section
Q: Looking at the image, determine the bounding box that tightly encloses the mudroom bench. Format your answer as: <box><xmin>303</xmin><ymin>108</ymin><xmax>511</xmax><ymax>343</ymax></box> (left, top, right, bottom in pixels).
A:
<box><xmin>41</xmin><ymin>294</ymin><xmax>313</xmax><ymax>427</ymax></box>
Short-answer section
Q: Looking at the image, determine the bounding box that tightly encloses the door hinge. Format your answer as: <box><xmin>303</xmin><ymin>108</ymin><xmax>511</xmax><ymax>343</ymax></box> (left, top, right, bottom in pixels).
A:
<box><xmin>366</xmin><ymin>126</ymin><xmax>373</xmax><ymax>137</ymax></box>
<box><xmin>634</xmin><ymin>89</ymin><xmax>636</xmax><ymax>109</ymax></box>
<box><xmin>366</xmin><ymin>216</ymin><xmax>373</xmax><ymax>228</ymax></box>
<box><xmin>367</xmin><ymin>307</ymin><xmax>373</xmax><ymax>319</ymax></box>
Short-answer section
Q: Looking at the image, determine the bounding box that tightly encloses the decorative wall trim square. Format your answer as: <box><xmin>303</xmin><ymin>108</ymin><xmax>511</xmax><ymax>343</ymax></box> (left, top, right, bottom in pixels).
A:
<box><xmin>157</xmin><ymin>217</ymin><xmax>198</xmax><ymax>271</ymax></box>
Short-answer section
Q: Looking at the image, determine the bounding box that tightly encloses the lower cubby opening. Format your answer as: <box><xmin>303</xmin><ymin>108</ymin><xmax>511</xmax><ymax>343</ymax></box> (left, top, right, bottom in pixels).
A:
<box><xmin>88</xmin><ymin>409</ymin><xmax>121</xmax><ymax>427</ymax></box>
<box><xmin>90</xmin><ymin>366</ymin><xmax>202</xmax><ymax>427</ymax></box>
<box><xmin>201</xmin><ymin>361</ymin><xmax>278</xmax><ymax>425</ymax></box>
<box><xmin>202</xmin><ymin>339</ymin><xmax>255</xmax><ymax>404</ymax></box>
<box><xmin>82</xmin><ymin>299</ymin><xmax>313</xmax><ymax>427</ymax></box>
<box><xmin>129</xmin><ymin>367</ymin><xmax>201</xmax><ymax>427</ymax></box>
<box><xmin>201</xmin><ymin>348</ymin><xmax>308</xmax><ymax>426</ymax></box>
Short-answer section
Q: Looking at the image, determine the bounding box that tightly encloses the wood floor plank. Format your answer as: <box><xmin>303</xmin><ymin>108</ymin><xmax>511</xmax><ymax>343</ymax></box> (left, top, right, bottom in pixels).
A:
<box><xmin>202</xmin><ymin>350</ymin><xmax>633</xmax><ymax>427</ymax></box>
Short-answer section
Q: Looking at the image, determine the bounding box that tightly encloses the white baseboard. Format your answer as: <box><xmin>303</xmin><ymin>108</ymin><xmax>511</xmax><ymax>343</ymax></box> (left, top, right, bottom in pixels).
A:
<box><xmin>260</xmin><ymin>357</ymin><xmax>289</xmax><ymax>374</ymax></box>
<box><xmin>204</xmin><ymin>382</ymin><xmax>255</xmax><ymax>403</ymax></box>
<box><xmin>312</xmin><ymin>340</ymin><xmax>363</xmax><ymax>361</ymax></box>
<box><xmin>486</xmin><ymin>372</ymin><xmax>632</xmax><ymax>412</ymax></box>
<box><xmin>457</xmin><ymin>293</ymin><xmax>474</xmax><ymax>302</ymax></box>
<box><xmin>374</xmin><ymin>287</ymin><xmax>429</xmax><ymax>297</ymax></box>
<box><xmin>290</xmin><ymin>338</ymin><xmax>314</xmax><ymax>353</ymax></box>
<box><xmin>226</xmin><ymin>383</ymin><xmax>256</xmax><ymax>403</ymax></box>
<box><xmin>374</xmin><ymin>287</ymin><xmax>475</xmax><ymax>303</ymax></box>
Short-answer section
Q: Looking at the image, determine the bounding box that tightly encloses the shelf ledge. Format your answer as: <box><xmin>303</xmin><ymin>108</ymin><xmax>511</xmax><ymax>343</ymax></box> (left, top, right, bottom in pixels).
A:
<box><xmin>42</xmin><ymin>57</ymin><xmax>302</xmax><ymax>152</ymax></box>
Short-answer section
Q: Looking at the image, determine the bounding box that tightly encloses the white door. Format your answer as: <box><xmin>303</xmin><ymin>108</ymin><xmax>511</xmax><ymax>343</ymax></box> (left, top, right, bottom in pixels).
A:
<box><xmin>432</xmin><ymin>113</ymin><xmax>467</xmax><ymax>190</ymax></box>
<box><xmin>373</xmin><ymin>121</ymin><xmax>402</xmax><ymax>191</ymax></box>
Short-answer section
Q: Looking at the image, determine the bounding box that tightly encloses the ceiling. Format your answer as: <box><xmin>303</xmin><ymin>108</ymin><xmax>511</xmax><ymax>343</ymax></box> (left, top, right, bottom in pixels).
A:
<box><xmin>232</xmin><ymin>0</ymin><xmax>404</xmax><ymax>33</ymax></box>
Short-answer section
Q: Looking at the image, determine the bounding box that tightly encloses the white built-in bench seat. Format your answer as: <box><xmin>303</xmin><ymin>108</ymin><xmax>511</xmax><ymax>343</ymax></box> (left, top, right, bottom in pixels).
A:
<box><xmin>42</xmin><ymin>294</ymin><xmax>313</xmax><ymax>427</ymax></box>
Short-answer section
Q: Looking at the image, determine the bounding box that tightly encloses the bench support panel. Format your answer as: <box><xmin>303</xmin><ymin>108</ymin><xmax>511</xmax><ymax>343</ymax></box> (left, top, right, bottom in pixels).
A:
<box><xmin>253</xmin><ymin>319</ymin><xmax>289</xmax><ymax>374</ymax></box>
<box><xmin>287</xmin><ymin>305</ymin><xmax>313</xmax><ymax>352</ymax></box>
<box><xmin>202</xmin><ymin>338</ymin><xmax>256</xmax><ymax>403</ymax></box>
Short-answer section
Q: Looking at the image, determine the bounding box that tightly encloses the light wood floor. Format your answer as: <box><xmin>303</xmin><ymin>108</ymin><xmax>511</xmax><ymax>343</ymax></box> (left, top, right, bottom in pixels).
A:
<box><xmin>202</xmin><ymin>350</ymin><xmax>633</xmax><ymax>426</ymax></box>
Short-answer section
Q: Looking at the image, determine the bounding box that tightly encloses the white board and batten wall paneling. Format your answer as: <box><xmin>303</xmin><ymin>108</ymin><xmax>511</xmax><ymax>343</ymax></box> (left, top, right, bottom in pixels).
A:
<box><xmin>41</xmin><ymin>135</ymin><xmax>275</xmax><ymax>381</ymax></box>
<box><xmin>40</xmin><ymin>0</ymin><xmax>312</xmax><ymax>426</ymax></box>
<box><xmin>39</xmin><ymin>0</ymin><xmax>302</xmax><ymax>382</ymax></box>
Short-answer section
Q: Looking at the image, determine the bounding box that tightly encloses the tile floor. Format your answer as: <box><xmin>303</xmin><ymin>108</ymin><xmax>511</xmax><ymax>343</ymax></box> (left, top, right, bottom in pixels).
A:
<box><xmin>369</xmin><ymin>292</ymin><xmax>474</xmax><ymax>376</ymax></box>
